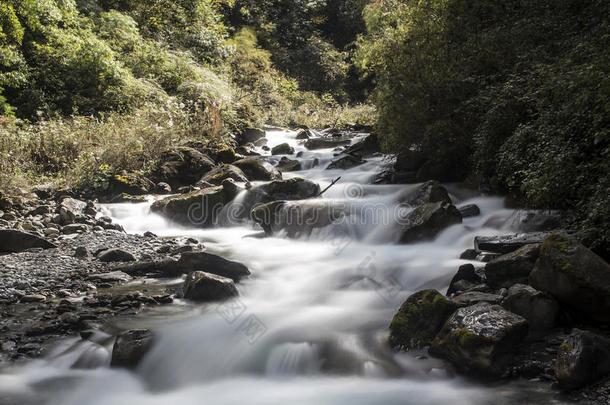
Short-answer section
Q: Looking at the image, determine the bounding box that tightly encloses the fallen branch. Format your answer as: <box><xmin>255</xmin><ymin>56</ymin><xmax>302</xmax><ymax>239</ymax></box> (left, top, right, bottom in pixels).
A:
<box><xmin>317</xmin><ymin>176</ymin><xmax>341</xmax><ymax>197</ymax></box>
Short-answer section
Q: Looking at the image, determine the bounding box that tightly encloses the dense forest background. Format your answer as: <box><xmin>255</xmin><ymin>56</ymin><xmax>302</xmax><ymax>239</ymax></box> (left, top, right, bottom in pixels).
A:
<box><xmin>0</xmin><ymin>0</ymin><xmax>608</xmax><ymax>252</ymax></box>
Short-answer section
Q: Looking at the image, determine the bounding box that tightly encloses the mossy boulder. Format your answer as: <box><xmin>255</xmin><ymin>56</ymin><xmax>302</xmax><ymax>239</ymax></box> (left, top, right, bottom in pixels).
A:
<box><xmin>389</xmin><ymin>289</ymin><xmax>457</xmax><ymax>350</ymax></box>
<box><xmin>233</xmin><ymin>158</ymin><xmax>282</xmax><ymax>181</ymax></box>
<box><xmin>396</xmin><ymin>180</ymin><xmax>452</xmax><ymax>207</ymax></box>
<box><xmin>399</xmin><ymin>202</ymin><xmax>462</xmax><ymax>243</ymax></box>
<box><xmin>240</xmin><ymin>127</ymin><xmax>266</xmax><ymax>144</ymax></box>
<box><xmin>501</xmin><ymin>284</ymin><xmax>559</xmax><ymax>335</ymax></box>
<box><xmin>529</xmin><ymin>234</ymin><xmax>610</xmax><ymax>323</ymax></box>
<box><xmin>197</xmin><ymin>164</ymin><xmax>248</xmax><ymax>186</ymax></box>
<box><xmin>109</xmin><ymin>171</ymin><xmax>155</xmax><ymax>197</ymax></box>
<box><xmin>276</xmin><ymin>157</ymin><xmax>302</xmax><ymax>172</ymax></box>
<box><xmin>555</xmin><ymin>329</ymin><xmax>610</xmax><ymax>390</ymax></box>
<box><xmin>150</xmin><ymin>185</ymin><xmax>235</xmax><ymax>227</ymax></box>
<box><xmin>296</xmin><ymin>129</ymin><xmax>311</xmax><ymax>139</ymax></box>
<box><xmin>430</xmin><ymin>303</ymin><xmax>528</xmax><ymax>377</ymax></box>
<box><xmin>155</xmin><ymin>146</ymin><xmax>216</xmax><ymax>189</ymax></box>
<box><xmin>271</xmin><ymin>143</ymin><xmax>294</xmax><ymax>155</ymax></box>
<box><xmin>485</xmin><ymin>243</ymin><xmax>541</xmax><ymax>289</ymax></box>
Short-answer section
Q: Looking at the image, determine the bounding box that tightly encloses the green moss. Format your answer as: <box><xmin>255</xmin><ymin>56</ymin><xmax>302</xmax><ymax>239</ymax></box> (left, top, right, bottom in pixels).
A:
<box><xmin>559</xmin><ymin>342</ymin><xmax>573</xmax><ymax>352</ymax></box>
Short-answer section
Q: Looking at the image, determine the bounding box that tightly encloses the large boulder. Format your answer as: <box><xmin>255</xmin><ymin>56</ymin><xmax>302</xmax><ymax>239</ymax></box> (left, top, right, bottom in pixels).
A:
<box><xmin>343</xmin><ymin>134</ymin><xmax>380</xmax><ymax>157</ymax></box>
<box><xmin>430</xmin><ymin>303</ymin><xmax>528</xmax><ymax>377</ymax></box>
<box><xmin>233</xmin><ymin>158</ymin><xmax>282</xmax><ymax>181</ymax></box>
<box><xmin>252</xmin><ymin>200</ymin><xmax>349</xmax><ymax>237</ymax></box>
<box><xmin>326</xmin><ymin>155</ymin><xmax>365</xmax><ymax>170</ymax></box>
<box><xmin>111</xmin><ymin>329</ymin><xmax>154</xmax><ymax>369</ymax></box>
<box><xmin>240</xmin><ymin>178</ymin><xmax>320</xmax><ymax>218</ymax></box>
<box><xmin>501</xmin><ymin>284</ymin><xmax>558</xmax><ymax>334</ymax></box>
<box><xmin>276</xmin><ymin>157</ymin><xmax>302</xmax><ymax>172</ymax></box>
<box><xmin>399</xmin><ymin>202</ymin><xmax>462</xmax><ymax>243</ymax></box>
<box><xmin>484</xmin><ymin>244</ymin><xmax>540</xmax><ymax>289</ymax></box>
<box><xmin>389</xmin><ymin>289</ymin><xmax>456</xmax><ymax>350</ymax></box>
<box><xmin>474</xmin><ymin>232</ymin><xmax>559</xmax><ymax>254</ymax></box>
<box><xmin>0</xmin><ymin>229</ymin><xmax>57</xmax><ymax>253</ymax></box>
<box><xmin>240</xmin><ymin>127</ymin><xmax>266</xmax><ymax>144</ymax></box>
<box><xmin>451</xmin><ymin>291</ymin><xmax>503</xmax><ymax>307</ymax></box>
<box><xmin>555</xmin><ymin>329</ymin><xmax>610</xmax><ymax>390</ymax></box>
<box><xmin>58</xmin><ymin>197</ymin><xmax>87</xmax><ymax>224</ymax></box>
<box><xmin>173</xmin><ymin>251</ymin><xmax>250</xmax><ymax>281</ymax></box>
<box><xmin>271</xmin><ymin>143</ymin><xmax>294</xmax><ymax>155</ymax></box>
<box><xmin>446</xmin><ymin>264</ymin><xmax>483</xmax><ymax>296</ymax></box>
<box><xmin>529</xmin><ymin>234</ymin><xmax>610</xmax><ymax>323</ymax></box>
<box><xmin>109</xmin><ymin>171</ymin><xmax>155</xmax><ymax>196</ymax></box>
<box><xmin>155</xmin><ymin>146</ymin><xmax>216</xmax><ymax>189</ymax></box>
<box><xmin>98</xmin><ymin>248</ymin><xmax>136</xmax><ymax>263</ymax></box>
<box><xmin>197</xmin><ymin>164</ymin><xmax>248</xmax><ymax>186</ymax></box>
<box><xmin>304</xmin><ymin>138</ymin><xmax>351</xmax><ymax>150</ymax></box>
<box><xmin>150</xmin><ymin>184</ymin><xmax>235</xmax><ymax>227</ymax></box>
<box><xmin>295</xmin><ymin>129</ymin><xmax>311</xmax><ymax>139</ymax></box>
<box><xmin>396</xmin><ymin>181</ymin><xmax>452</xmax><ymax>207</ymax></box>
<box><xmin>183</xmin><ymin>271</ymin><xmax>238</xmax><ymax>302</ymax></box>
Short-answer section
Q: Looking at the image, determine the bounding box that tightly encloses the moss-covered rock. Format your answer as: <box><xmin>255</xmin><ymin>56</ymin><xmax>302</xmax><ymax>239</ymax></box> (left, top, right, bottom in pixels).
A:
<box><xmin>154</xmin><ymin>146</ymin><xmax>216</xmax><ymax>189</ymax></box>
<box><xmin>485</xmin><ymin>243</ymin><xmax>540</xmax><ymax>289</ymax></box>
<box><xmin>239</xmin><ymin>178</ymin><xmax>320</xmax><ymax>219</ymax></box>
<box><xmin>389</xmin><ymin>289</ymin><xmax>457</xmax><ymax>350</ymax></box>
<box><xmin>271</xmin><ymin>143</ymin><xmax>294</xmax><ymax>155</ymax></box>
<box><xmin>240</xmin><ymin>127</ymin><xmax>266</xmax><ymax>144</ymax></box>
<box><xmin>430</xmin><ymin>303</ymin><xmax>528</xmax><ymax>377</ymax></box>
<box><xmin>555</xmin><ymin>329</ymin><xmax>610</xmax><ymax>390</ymax></box>
<box><xmin>399</xmin><ymin>201</ymin><xmax>462</xmax><ymax>243</ymax></box>
<box><xmin>150</xmin><ymin>185</ymin><xmax>233</xmax><ymax>227</ymax></box>
<box><xmin>276</xmin><ymin>157</ymin><xmax>302</xmax><ymax>172</ymax></box>
<box><xmin>529</xmin><ymin>234</ymin><xmax>610</xmax><ymax>323</ymax></box>
<box><xmin>109</xmin><ymin>171</ymin><xmax>156</xmax><ymax>197</ymax></box>
<box><xmin>197</xmin><ymin>164</ymin><xmax>248</xmax><ymax>186</ymax></box>
<box><xmin>233</xmin><ymin>158</ymin><xmax>282</xmax><ymax>181</ymax></box>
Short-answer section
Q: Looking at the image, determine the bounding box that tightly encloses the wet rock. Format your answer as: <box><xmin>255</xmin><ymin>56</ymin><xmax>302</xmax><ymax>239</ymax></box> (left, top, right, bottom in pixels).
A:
<box><xmin>397</xmin><ymin>181</ymin><xmax>452</xmax><ymax>207</ymax></box>
<box><xmin>529</xmin><ymin>234</ymin><xmax>610</xmax><ymax>323</ymax></box>
<box><xmin>430</xmin><ymin>303</ymin><xmax>529</xmax><ymax>377</ymax></box>
<box><xmin>98</xmin><ymin>248</ymin><xmax>136</xmax><ymax>263</ymax></box>
<box><xmin>475</xmin><ymin>252</ymin><xmax>501</xmax><ymax>263</ymax></box>
<box><xmin>0</xmin><ymin>229</ymin><xmax>57</xmax><ymax>253</ymax></box>
<box><xmin>109</xmin><ymin>171</ymin><xmax>155</xmax><ymax>196</ymax></box>
<box><xmin>183</xmin><ymin>271</ymin><xmax>238</xmax><ymax>302</ymax></box>
<box><xmin>399</xmin><ymin>202</ymin><xmax>462</xmax><ymax>243</ymax></box>
<box><xmin>326</xmin><ymin>155</ymin><xmax>365</xmax><ymax>170</ymax></box>
<box><xmin>174</xmin><ymin>251</ymin><xmax>250</xmax><ymax>281</ymax></box>
<box><xmin>109</xmin><ymin>194</ymin><xmax>148</xmax><ymax>203</ymax></box>
<box><xmin>555</xmin><ymin>329</ymin><xmax>610</xmax><ymax>390</ymax></box>
<box><xmin>304</xmin><ymin>138</ymin><xmax>351</xmax><ymax>150</ymax></box>
<box><xmin>87</xmin><ymin>271</ymin><xmax>133</xmax><ymax>283</ymax></box>
<box><xmin>156</xmin><ymin>182</ymin><xmax>172</xmax><ymax>194</ymax></box>
<box><xmin>344</xmin><ymin>134</ymin><xmax>380</xmax><ymax>157</ymax></box>
<box><xmin>447</xmin><ymin>264</ymin><xmax>482</xmax><ymax>296</ymax></box>
<box><xmin>233</xmin><ymin>158</ymin><xmax>282</xmax><ymax>181</ymax></box>
<box><xmin>296</xmin><ymin>129</ymin><xmax>311</xmax><ymax>139</ymax></box>
<box><xmin>155</xmin><ymin>146</ymin><xmax>216</xmax><ymax>189</ymax></box>
<box><xmin>276</xmin><ymin>157</ymin><xmax>302</xmax><ymax>172</ymax></box>
<box><xmin>459</xmin><ymin>249</ymin><xmax>478</xmax><ymax>260</ymax></box>
<box><xmin>511</xmin><ymin>210</ymin><xmax>564</xmax><ymax>233</ymax></box>
<box><xmin>485</xmin><ymin>243</ymin><xmax>540</xmax><ymax>289</ymax></box>
<box><xmin>271</xmin><ymin>143</ymin><xmax>294</xmax><ymax>155</ymax></box>
<box><xmin>150</xmin><ymin>185</ymin><xmax>234</xmax><ymax>227</ymax></box>
<box><xmin>240</xmin><ymin>178</ymin><xmax>320</xmax><ymax>218</ymax></box>
<box><xmin>240</xmin><ymin>127</ymin><xmax>266</xmax><ymax>144</ymax></box>
<box><xmin>389</xmin><ymin>289</ymin><xmax>456</xmax><ymax>350</ymax></box>
<box><xmin>501</xmin><ymin>284</ymin><xmax>558</xmax><ymax>334</ymax></box>
<box><xmin>62</xmin><ymin>224</ymin><xmax>89</xmax><ymax>234</ymax></box>
<box><xmin>111</xmin><ymin>329</ymin><xmax>154</xmax><ymax>369</ymax></box>
<box><xmin>458</xmin><ymin>204</ymin><xmax>481</xmax><ymax>218</ymax></box>
<box><xmin>474</xmin><ymin>231</ymin><xmax>560</xmax><ymax>254</ymax></box>
<box><xmin>451</xmin><ymin>291</ymin><xmax>503</xmax><ymax>307</ymax></box>
<box><xmin>197</xmin><ymin>164</ymin><xmax>248</xmax><ymax>186</ymax></box>
<box><xmin>21</xmin><ymin>294</ymin><xmax>46</xmax><ymax>303</ymax></box>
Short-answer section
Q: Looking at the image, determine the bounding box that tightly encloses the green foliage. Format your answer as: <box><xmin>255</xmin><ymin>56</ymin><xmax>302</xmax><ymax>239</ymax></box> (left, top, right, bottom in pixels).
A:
<box><xmin>357</xmin><ymin>0</ymin><xmax>610</xmax><ymax>252</ymax></box>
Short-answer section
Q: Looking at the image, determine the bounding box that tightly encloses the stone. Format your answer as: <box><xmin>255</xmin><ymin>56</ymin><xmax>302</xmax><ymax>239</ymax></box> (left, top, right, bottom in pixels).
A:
<box><xmin>430</xmin><ymin>303</ymin><xmax>529</xmax><ymax>377</ymax></box>
<box><xmin>156</xmin><ymin>182</ymin><xmax>172</xmax><ymax>194</ymax></box>
<box><xmin>446</xmin><ymin>264</ymin><xmax>482</xmax><ymax>296</ymax></box>
<box><xmin>111</xmin><ymin>329</ymin><xmax>154</xmax><ymax>369</ymax></box>
<box><xmin>397</xmin><ymin>181</ymin><xmax>452</xmax><ymax>207</ymax></box>
<box><xmin>389</xmin><ymin>289</ymin><xmax>456</xmax><ymax>350</ymax></box>
<box><xmin>233</xmin><ymin>158</ymin><xmax>282</xmax><ymax>181</ymax></box>
<box><xmin>326</xmin><ymin>155</ymin><xmax>365</xmax><ymax>170</ymax></box>
<box><xmin>62</xmin><ymin>223</ymin><xmax>89</xmax><ymax>234</ymax></box>
<box><xmin>271</xmin><ymin>143</ymin><xmax>295</xmax><ymax>155</ymax></box>
<box><xmin>555</xmin><ymin>329</ymin><xmax>610</xmax><ymax>390</ymax></box>
<box><xmin>98</xmin><ymin>248</ymin><xmax>136</xmax><ymax>263</ymax></box>
<box><xmin>197</xmin><ymin>164</ymin><xmax>248</xmax><ymax>186</ymax></box>
<box><xmin>529</xmin><ymin>234</ymin><xmax>610</xmax><ymax>323</ymax></box>
<box><xmin>474</xmin><ymin>231</ymin><xmax>560</xmax><ymax>254</ymax></box>
<box><xmin>451</xmin><ymin>291</ymin><xmax>503</xmax><ymax>307</ymax></box>
<box><xmin>485</xmin><ymin>243</ymin><xmax>540</xmax><ymax>289</ymax></box>
<box><xmin>183</xmin><ymin>271</ymin><xmax>238</xmax><ymax>302</ymax></box>
<box><xmin>304</xmin><ymin>138</ymin><xmax>351</xmax><ymax>150</ymax></box>
<box><xmin>241</xmin><ymin>127</ymin><xmax>266</xmax><ymax>143</ymax></box>
<box><xmin>109</xmin><ymin>171</ymin><xmax>155</xmax><ymax>196</ymax></box>
<box><xmin>150</xmin><ymin>185</ymin><xmax>234</xmax><ymax>227</ymax></box>
<box><xmin>74</xmin><ymin>246</ymin><xmax>89</xmax><ymax>258</ymax></box>
<box><xmin>399</xmin><ymin>202</ymin><xmax>462</xmax><ymax>243</ymax></box>
<box><xmin>343</xmin><ymin>134</ymin><xmax>380</xmax><ymax>157</ymax></box>
<box><xmin>458</xmin><ymin>204</ymin><xmax>481</xmax><ymax>218</ymax></box>
<box><xmin>459</xmin><ymin>249</ymin><xmax>478</xmax><ymax>260</ymax></box>
<box><xmin>239</xmin><ymin>178</ymin><xmax>320</xmax><ymax>218</ymax></box>
<box><xmin>295</xmin><ymin>129</ymin><xmax>311</xmax><ymax>139</ymax></box>
<box><xmin>276</xmin><ymin>157</ymin><xmax>302</xmax><ymax>172</ymax></box>
<box><xmin>155</xmin><ymin>146</ymin><xmax>216</xmax><ymax>189</ymax></box>
<box><xmin>58</xmin><ymin>198</ymin><xmax>87</xmax><ymax>224</ymax></box>
<box><xmin>21</xmin><ymin>294</ymin><xmax>46</xmax><ymax>303</ymax></box>
<box><xmin>501</xmin><ymin>284</ymin><xmax>558</xmax><ymax>334</ymax></box>
<box><xmin>173</xmin><ymin>251</ymin><xmax>250</xmax><ymax>281</ymax></box>
<box><xmin>0</xmin><ymin>229</ymin><xmax>57</xmax><ymax>253</ymax></box>
<box><xmin>109</xmin><ymin>194</ymin><xmax>148</xmax><ymax>203</ymax></box>
<box><xmin>87</xmin><ymin>271</ymin><xmax>133</xmax><ymax>283</ymax></box>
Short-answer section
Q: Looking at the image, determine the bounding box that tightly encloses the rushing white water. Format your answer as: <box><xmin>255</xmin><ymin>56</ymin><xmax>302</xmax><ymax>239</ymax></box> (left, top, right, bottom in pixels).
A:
<box><xmin>0</xmin><ymin>130</ymin><xmax>571</xmax><ymax>405</ymax></box>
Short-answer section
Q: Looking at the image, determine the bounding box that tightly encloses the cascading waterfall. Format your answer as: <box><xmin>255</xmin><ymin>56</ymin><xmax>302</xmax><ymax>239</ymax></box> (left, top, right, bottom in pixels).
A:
<box><xmin>0</xmin><ymin>130</ymin><xmax>571</xmax><ymax>405</ymax></box>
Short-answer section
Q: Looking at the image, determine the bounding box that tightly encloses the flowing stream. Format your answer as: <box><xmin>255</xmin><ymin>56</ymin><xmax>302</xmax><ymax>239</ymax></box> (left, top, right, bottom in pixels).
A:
<box><xmin>0</xmin><ymin>130</ymin><xmax>571</xmax><ymax>404</ymax></box>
